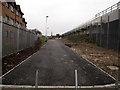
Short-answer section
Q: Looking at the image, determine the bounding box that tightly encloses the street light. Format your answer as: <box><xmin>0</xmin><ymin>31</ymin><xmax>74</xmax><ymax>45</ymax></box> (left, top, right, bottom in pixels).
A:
<box><xmin>46</xmin><ymin>16</ymin><xmax>49</xmax><ymax>37</ymax></box>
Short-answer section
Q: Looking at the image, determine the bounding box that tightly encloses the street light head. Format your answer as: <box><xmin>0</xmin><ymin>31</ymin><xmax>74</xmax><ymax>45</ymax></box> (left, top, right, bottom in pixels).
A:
<box><xmin>46</xmin><ymin>16</ymin><xmax>49</xmax><ymax>18</ymax></box>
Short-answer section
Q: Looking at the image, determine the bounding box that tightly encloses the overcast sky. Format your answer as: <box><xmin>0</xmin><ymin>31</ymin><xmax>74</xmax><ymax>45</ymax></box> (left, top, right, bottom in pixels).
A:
<box><xmin>16</xmin><ymin>0</ymin><xmax>120</xmax><ymax>36</ymax></box>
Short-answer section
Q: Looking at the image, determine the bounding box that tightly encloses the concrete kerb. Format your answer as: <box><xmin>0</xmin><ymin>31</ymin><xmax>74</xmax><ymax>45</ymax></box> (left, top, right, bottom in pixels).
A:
<box><xmin>64</xmin><ymin>42</ymin><xmax>116</xmax><ymax>81</ymax></box>
<box><xmin>84</xmin><ymin>58</ymin><xmax>116</xmax><ymax>80</ymax></box>
<box><xmin>0</xmin><ymin>83</ymin><xmax>120</xmax><ymax>88</ymax></box>
<box><xmin>62</xmin><ymin>42</ymin><xmax>118</xmax><ymax>87</ymax></box>
<box><xmin>0</xmin><ymin>43</ymin><xmax>47</xmax><ymax>79</ymax></box>
<box><xmin>0</xmin><ymin>41</ymin><xmax>119</xmax><ymax>88</ymax></box>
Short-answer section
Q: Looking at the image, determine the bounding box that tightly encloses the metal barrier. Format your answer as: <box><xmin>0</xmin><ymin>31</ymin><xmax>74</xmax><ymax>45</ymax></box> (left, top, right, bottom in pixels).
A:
<box><xmin>95</xmin><ymin>1</ymin><xmax>120</xmax><ymax>18</ymax></box>
<box><xmin>0</xmin><ymin>16</ymin><xmax>37</xmax><ymax>58</ymax></box>
<box><xmin>62</xmin><ymin>1</ymin><xmax>120</xmax><ymax>52</ymax></box>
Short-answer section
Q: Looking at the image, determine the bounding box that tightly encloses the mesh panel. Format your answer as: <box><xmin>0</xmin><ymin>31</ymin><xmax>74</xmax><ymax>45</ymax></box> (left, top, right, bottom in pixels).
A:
<box><xmin>2</xmin><ymin>23</ymin><xmax>37</xmax><ymax>57</ymax></box>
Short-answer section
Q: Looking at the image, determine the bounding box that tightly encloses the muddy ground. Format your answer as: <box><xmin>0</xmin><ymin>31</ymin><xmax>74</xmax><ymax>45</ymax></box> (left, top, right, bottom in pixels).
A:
<box><xmin>2</xmin><ymin>38</ymin><xmax>42</xmax><ymax>75</ymax></box>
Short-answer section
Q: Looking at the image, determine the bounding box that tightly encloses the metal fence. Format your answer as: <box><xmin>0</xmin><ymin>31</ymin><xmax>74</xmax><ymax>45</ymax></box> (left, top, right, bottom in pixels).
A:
<box><xmin>62</xmin><ymin>2</ymin><xmax>120</xmax><ymax>52</ymax></box>
<box><xmin>95</xmin><ymin>1</ymin><xmax>120</xmax><ymax>18</ymax></box>
<box><xmin>0</xmin><ymin>16</ymin><xmax>37</xmax><ymax>58</ymax></box>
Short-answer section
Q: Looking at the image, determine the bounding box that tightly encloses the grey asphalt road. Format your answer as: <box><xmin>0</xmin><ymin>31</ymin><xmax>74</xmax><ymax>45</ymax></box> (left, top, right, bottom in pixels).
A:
<box><xmin>2</xmin><ymin>40</ymin><xmax>115</xmax><ymax>86</ymax></box>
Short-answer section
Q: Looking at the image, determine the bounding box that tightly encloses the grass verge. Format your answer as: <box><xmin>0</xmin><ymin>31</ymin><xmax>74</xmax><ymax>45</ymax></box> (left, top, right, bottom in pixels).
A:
<box><xmin>66</xmin><ymin>34</ymin><xmax>96</xmax><ymax>43</ymax></box>
<box><xmin>40</xmin><ymin>35</ymin><xmax>48</xmax><ymax>46</ymax></box>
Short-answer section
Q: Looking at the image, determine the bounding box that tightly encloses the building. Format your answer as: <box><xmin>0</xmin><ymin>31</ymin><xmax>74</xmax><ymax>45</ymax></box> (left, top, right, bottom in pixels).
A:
<box><xmin>1</xmin><ymin>1</ymin><xmax>27</xmax><ymax>28</ymax></box>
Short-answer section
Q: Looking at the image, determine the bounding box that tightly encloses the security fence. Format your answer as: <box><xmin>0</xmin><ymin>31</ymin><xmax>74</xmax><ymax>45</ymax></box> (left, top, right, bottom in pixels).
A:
<box><xmin>0</xmin><ymin>16</ymin><xmax>37</xmax><ymax>58</ymax></box>
<box><xmin>62</xmin><ymin>2</ymin><xmax>120</xmax><ymax>52</ymax></box>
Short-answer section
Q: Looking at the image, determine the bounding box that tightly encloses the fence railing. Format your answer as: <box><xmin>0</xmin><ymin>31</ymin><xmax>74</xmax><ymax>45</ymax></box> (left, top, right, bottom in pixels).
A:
<box><xmin>95</xmin><ymin>1</ymin><xmax>120</xmax><ymax>18</ymax></box>
<box><xmin>62</xmin><ymin>1</ymin><xmax>120</xmax><ymax>52</ymax></box>
<box><xmin>0</xmin><ymin>16</ymin><xmax>38</xmax><ymax>58</ymax></box>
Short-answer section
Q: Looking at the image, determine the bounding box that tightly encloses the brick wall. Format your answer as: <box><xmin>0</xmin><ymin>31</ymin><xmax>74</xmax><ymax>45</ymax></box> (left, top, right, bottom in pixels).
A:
<box><xmin>2</xmin><ymin>2</ymin><xmax>27</xmax><ymax>28</ymax></box>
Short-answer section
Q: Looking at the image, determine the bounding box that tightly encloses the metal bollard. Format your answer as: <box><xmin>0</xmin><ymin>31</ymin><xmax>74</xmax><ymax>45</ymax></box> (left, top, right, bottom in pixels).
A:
<box><xmin>35</xmin><ymin>70</ymin><xmax>39</xmax><ymax>88</ymax></box>
<box><xmin>115</xmin><ymin>70</ymin><xmax>119</xmax><ymax>89</ymax></box>
<box><xmin>75</xmin><ymin>69</ymin><xmax>78</xmax><ymax>90</ymax></box>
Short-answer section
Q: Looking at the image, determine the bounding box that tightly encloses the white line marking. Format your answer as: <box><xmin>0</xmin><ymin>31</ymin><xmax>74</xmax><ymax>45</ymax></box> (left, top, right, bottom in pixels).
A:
<box><xmin>1</xmin><ymin>43</ymin><xmax>47</xmax><ymax>78</ymax></box>
<box><xmin>69</xmin><ymin>47</ymin><xmax>116</xmax><ymax>80</ymax></box>
<box><xmin>83</xmin><ymin>58</ymin><xmax>116</xmax><ymax>80</ymax></box>
<box><xmin>63</xmin><ymin>43</ymin><xmax>116</xmax><ymax>80</ymax></box>
<box><xmin>0</xmin><ymin>55</ymin><xmax>32</xmax><ymax>78</ymax></box>
<box><xmin>0</xmin><ymin>83</ymin><xmax>119</xmax><ymax>88</ymax></box>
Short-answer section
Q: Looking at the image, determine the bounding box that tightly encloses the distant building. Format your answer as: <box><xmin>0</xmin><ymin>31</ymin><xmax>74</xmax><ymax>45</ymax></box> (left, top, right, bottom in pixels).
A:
<box><xmin>1</xmin><ymin>1</ymin><xmax>27</xmax><ymax>28</ymax></box>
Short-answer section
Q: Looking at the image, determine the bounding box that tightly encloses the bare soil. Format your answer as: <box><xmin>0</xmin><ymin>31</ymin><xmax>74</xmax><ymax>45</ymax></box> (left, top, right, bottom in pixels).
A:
<box><xmin>2</xmin><ymin>38</ymin><xmax>42</xmax><ymax>75</ymax></box>
<box><xmin>60</xmin><ymin>38</ymin><xmax>120</xmax><ymax>80</ymax></box>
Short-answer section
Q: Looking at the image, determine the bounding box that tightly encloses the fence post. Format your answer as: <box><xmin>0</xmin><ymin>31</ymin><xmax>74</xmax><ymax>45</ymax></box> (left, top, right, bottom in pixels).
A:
<box><xmin>118</xmin><ymin>8</ymin><xmax>120</xmax><ymax>72</ymax></box>
<box><xmin>100</xmin><ymin>16</ymin><xmax>102</xmax><ymax>47</ymax></box>
<box><xmin>89</xmin><ymin>23</ymin><xmax>92</xmax><ymax>37</ymax></box>
<box><xmin>17</xmin><ymin>25</ymin><xmax>20</xmax><ymax>52</ymax></box>
<box><xmin>96</xmin><ymin>23</ymin><xmax>98</xmax><ymax>42</ymax></box>
<box><xmin>117</xmin><ymin>7</ymin><xmax>120</xmax><ymax>52</ymax></box>
<box><xmin>106</xmin><ymin>16</ymin><xmax>110</xmax><ymax>49</ymax></box>
<box><xmin>25</xmin><ymin>30</ymin><xmax>27</xmax><ymax>48</ymax></box>
<box><xmin>30</xmin><ymin>32</ymin><xmax>31</xmax><ymax>46</ymax></box>
<box><xmin>0</xmin><ymin>16</ymin><xmax>2</xmax><ymax>86</ymax></box>
<box><xmin>0</xmin><ymin>17</ymin><xmax>2</xmax><ymax>58</ymax></box>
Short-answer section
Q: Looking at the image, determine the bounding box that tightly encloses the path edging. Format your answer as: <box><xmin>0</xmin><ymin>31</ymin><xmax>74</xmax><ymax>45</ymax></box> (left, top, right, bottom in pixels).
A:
<box><xmin>0</xmin><ymin>44</ymin><xmax>47</xmax><ymax>78</ymax></box>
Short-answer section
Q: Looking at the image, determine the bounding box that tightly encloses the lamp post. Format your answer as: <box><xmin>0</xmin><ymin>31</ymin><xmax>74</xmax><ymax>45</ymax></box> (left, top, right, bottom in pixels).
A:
<box><xmin>46</xmin><ymin>16</ymin><xmax>49</xmax><ymax>37</ymax></box>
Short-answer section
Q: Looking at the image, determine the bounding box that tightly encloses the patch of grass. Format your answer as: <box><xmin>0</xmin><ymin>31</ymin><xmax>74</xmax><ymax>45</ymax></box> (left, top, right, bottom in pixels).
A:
<box><xmin>66</xmin><ymin>34</ymin><xmax>96</xmax><ymax>43</ymax></box>
<box><xmin>66</xmin><ymin>35</ymin><xmax>83</xmax><ymax>43</ymax></box>
<box><xmin>40</xmin><ymin>35</ymin><xmax>48</xmax><ymax>46</ymax></box>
